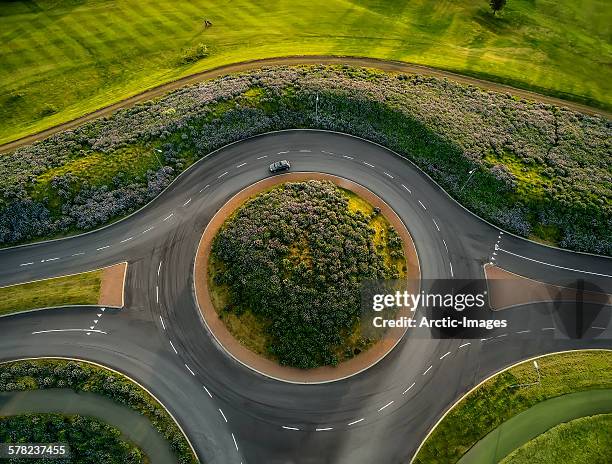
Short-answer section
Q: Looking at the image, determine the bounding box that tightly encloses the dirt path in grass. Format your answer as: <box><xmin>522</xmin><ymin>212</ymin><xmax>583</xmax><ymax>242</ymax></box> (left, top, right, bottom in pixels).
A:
<box><xmin>98</xmin><ymin>262</ymin><xmax>127</xmax><ymax>308</ymax></box>
<box><xmin>1</xmin><ymin>55</ymin><xmax>609</xmax><ymax>154</ymax></box>
<box><xmin>193</xmin><ymin>173</ymin><xmax>420</xmax><ymax>383</ymax></box>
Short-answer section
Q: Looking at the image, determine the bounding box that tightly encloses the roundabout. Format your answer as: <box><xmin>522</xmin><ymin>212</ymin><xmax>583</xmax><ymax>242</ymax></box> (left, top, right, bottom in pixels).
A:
<box><xmin>0</xmin><ymin>130</ymin><xmax>610</xmax><ymax>463</ymax></box>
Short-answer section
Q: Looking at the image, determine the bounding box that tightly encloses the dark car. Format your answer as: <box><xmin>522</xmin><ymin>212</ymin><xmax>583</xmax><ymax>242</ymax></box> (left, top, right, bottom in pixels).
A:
<box><xmin>269</xmin><ymin>160</ymin><xmax>291</xmax><ymax>173</ymax></box>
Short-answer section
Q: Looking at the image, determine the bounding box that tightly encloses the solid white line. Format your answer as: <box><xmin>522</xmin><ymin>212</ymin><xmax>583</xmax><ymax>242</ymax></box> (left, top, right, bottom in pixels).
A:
<box><xmin>378</xmin><ymin>401</ymin><xmax>394</xmax><ymax>412</ymax></box>
<box><xmin>96</xmin><ymin>245</ymin><xmax>110</xmax><ymax>251</ymax></box>
<box><xmin>71</xmin><ymin>252</ymin><xmax>85</xmax><ymax>256</ymax></box>
<box><xmin>158</xmin><ymin>261</ymin><xmax>162</xmax><ymax>276</ymax></box>
<box><xmin>156</xmin><ymin>286</ymin><xmax>159</xmax><ymax>303</ymax></box>
<box><xmin>384</xmin><ymin>172</ymin><xmax>394</xmax><ymax>179</ymax></box>
<box><xmin>143</xmin><ymin>227</ymin><xmax>154</xmax><ymax>233</ymax></box>
<box><xmin>232</xmin><ymin>433</ymin><xmax>239</xmax><ymax>452</ymax></box>
<box><xmin>498</xmin><ymin>248</ymin><xmax>612</xmax><ymax>277</ymax></box>
<box><xmin>203</xmin><ymin>385</ymin><xmax>213</xmax><ymax>398</ymax></box>
<box><xmin>401</xmin><ymin>184</ymin><xmax>412</xmax><ymax>194</ymax></box>
<box><xmin>516</xmin><ymin>330</ymin><xmax>531</xmax><ymax>334</ymax></box>
<box><xmin>449</xmin><ymin>262</ymin><xmax>454</xmax><ymax>277</ymax></box>
<box><xmin>20</xmin><ymin>262</ymin><xmax>34</xmax><ymax>266</ymax></box>
<box><xmin>236</xmin><ymin>162</ymin><xmax>247</xmax><ymax>168</ymax></box>
<box><xmin>218</xmin><ymin>171</ymin><xmax>228</xmax><ymax>178</ymax></box>
<box><xmin>163</xmin><ymin>213</ymin><xmax>174</xmax><ymax>221</ymax></box>
<box><xmin>433</xmin><ymin>219</ymin><xmax>440</xmax><ymax>231</ymax></box>
<box><xmin>169</xmin><ymin>340</ymin><xmax>178</xmax><ymax>354</ymax></box>
<box><xmin>423</xmin><ymin>365</ymin><xmax>432</xmax><ymax>375</ymax></box>
<box><xmin>439</xmin><ymin>351</ymin><xmax>451</xmax><ymax>360</ymax></box>
<box><xmin>364</xmin><ymin>162</ymin><xmax>375</xmax><ymax>168</ymax></box>
<box><xmin>32</xmin><ymin>329</ymin><xmax>107</xmax><ymax>335</ymax></box>
<box><xmin>282</xmin><ymin>426</ymin><xmax>300</xmax><ymax>431</ymax></box>
<box><xmin>183</xmin><ymin>198</ymin><xmax>191</xmax><ymax>206</ymax></box>
<box><xmin>185</xmin><ymin>364</ymin><xmax>195</xmax><ymax>376</ymax></box>
<box><xmin>120</xmin><ymin>237</ymin><xmax>133</xmax><ymax>243</ymax></box>
<box><xmin>219</xmin><ymin>408</ymin><xmax>228</xmax><ymax>423</ymax></box>
<box><xmin>418</xmin><ymin>200</ymin><xmax>427</xmax><ymax>210</ymax></box>
<box><xmin>315</xmin><ymin>427</ymin><xmax>333</xmax><ymax>431</ymax></box>
<box><xmin>256</xmin><ymin>155</ymin><xmax>268</xmax><ymax>159</ymax></box>
<box><xmin>199</xmin><ymin>184</ymin><xmax>210</xmax><ymax>193</ymax></box>
<box><xmin>402</xmin><ymin>382</ymin><xmax>416</xmax><ymax>395</ymax></box>
<box><xmin>343</xmin><ymin>155</ymin><xmax>354</xmax><ymax>160</ymax></box>
<box><xmin>442</xmin><ymin>239</ymin><xmax>448</xmax><ymax>252</ymax></box>
<box><xmin>459</xmin><ymin>342</ymin><xmax>471</xmax><ymax>348</ymax></box>
<box><xmin>348</xmin><ymin>418</ymin><xmax>364</xmax><ymax>426</ymax></box>
<box><xmin>159</xmin><ymin>315</ymin><xmax>166</xmax><ymax>330</ymax></box>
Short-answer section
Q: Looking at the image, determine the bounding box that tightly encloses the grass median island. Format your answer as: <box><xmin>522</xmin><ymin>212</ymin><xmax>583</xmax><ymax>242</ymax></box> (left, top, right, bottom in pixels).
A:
<box><xmin>0</xmin><ymin>359</ymin><xmax>198</xmax><ymax>464</ymax></box>
<box><xmin>209</xmin><ymin>180</ymin><xmax>406</xmax><ymax>368</ymax></box>
<box><xmin>413</xmin><ymin>350</ymin><xmax>612</xmax><ymax>463</ymax></box>
<box><xmin>0</xmin><ymin>270</ymin><xmax>102</xmax><ymax>316</ymax></box>
<box><xmin>2</xmin><ymin>66</ymin><xmax>610</xmax><ymax>254</ymax></box>
<box><xmin>1</xmin><ymin>0</ymin><xmax>610</xmax><ymax>144</ymax></box>
<box><xmin>501</xmin><ymin>414</ymin><xmax>612</xmax><ymax>464</ymax></box>
<box><xmin>0</xmin><ymin>413</ymin><xmax>147</xmax><ymax>464</ymax></box>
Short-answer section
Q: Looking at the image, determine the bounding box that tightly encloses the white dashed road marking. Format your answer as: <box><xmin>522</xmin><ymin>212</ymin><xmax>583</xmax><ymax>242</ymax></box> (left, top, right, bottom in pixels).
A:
<box><xmin>120</xmin><ymin>237</ymin><xmax>133</xmax><ymax>243</ymax></box>
<box><xmin>159</xmin><ymin>315</ymin><xmax>166</xmax><ymax>330</ymax></box>
<box><xmin>423</xmin><ymin>365</ymin><xmax>433</xmax><ymax>375</ymax></box>
<box><xmin>163</xmin><ymin>213</ymin><xmax>174</xmax><ymax>222</ymax></box>
<box><xmin>378</xmin><ymin>401</ymin><xmax>394</xmax><ymax>412</ymax></box>
<box><xmin>96</xmin><ymin>246</ymin><xmax>110</xmax><ymax>251</ymax></box>
<box><xmin>384</xmin><ymin>172</ymin><xmax>394</xmax><ymax>179</ymax></box>
<box><xmin>401</xmin><ymin>184</ymin><xmax>412</xmax><ymax>194</ymax></box>
<box><xmin>232</xmin><ymin>433</ymin><xmax>239</xmax><ymax>451</ymax></box>
<box><xmin>219</xmin><ymin>409</ymin><xmax>228</xmax><ymax>423</ymax></box>
<box><xmin>282</xmin><ymin>426</ymin><xmax>300</xmax><ymax>431</ymax></box>
<box><xmin>236</xmin><ymin>162</ymin><xmax>247</xmax><ymax>168</ymax></box>
<box><xmin>183</xmin><ymin>198</ymin><xmax>191</xmax><ymax>206</ymax></box>
<box><xmin>218</xmin><ymin>171</ymin><xmax>228</xmax><ymax>179</ymax></box>
<box><xmin>143</xmin><ymin>227</ymin><xmax>154</xmax><ymax>233</ymax></box>
<box><xmin>20</xmin><ymin>262</ymin><xmax>33</xmax><ymax>267</ymax></box>
<box><xmin>185</xmin><ymin>364</ymin><xmax>195</xmax><ymax>376</ymax></box>
<box><xmin>203</xmin><ymin>385</ymin><xmax>213</xmax><ymax>398</ymax></box>
<box><xmin>418</xmin><ymin>200</ymin><xmax>427</xmax><ymax>210</ymax></box>
<box><xmin>169</xmin><ymin>340</ymin><xmax>178</xmax><ymax>354</ymax></box>
<box><xmin>364</xmin><ymin>162</ymin><xmax>375</xmax><ymax>168</ymax></box>
<box><xmin>433</xmin><ymin>219</ymin><xmax>440</xmax><ymax>231</ymax></box>
<box><xmin>402</xmin><ymin>382</ymin><xmax>416</xmax><ymax>395</ymax></box>
<box><xmin>459</xmin><ymin>342</ymin><xmax>471</xmax><ymax>348</ymax></box>
<box><xmin>316</xmin><ymin>427</ymin><xmax>333</xmax><ymax>432</ymax></box>
<box><xmin>439</xmin><ymin>351</ymin><xmax>451</xmax><ymax>360</ymax></box>
<box><xmin>256</xmin><ymin>155</ymin><xmax>268</xmax><ymax>160</ymax></box>
<box><xmin>348</xmin><ymin>418</ymin><xmax>364</xmax><ymax>426</ymax></box>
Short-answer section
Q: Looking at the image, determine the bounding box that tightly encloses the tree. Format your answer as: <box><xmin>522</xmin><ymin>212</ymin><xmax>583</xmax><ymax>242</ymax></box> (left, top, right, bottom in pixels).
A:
<box><xmin>489</xmin><ymin>0</ymin><xmax>507</xmax><ymax>15</ymax></box>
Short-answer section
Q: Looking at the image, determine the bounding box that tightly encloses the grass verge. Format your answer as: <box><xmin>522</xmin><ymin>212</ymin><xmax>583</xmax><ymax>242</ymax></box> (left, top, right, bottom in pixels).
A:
<box><xmin>1</xmin><ymin>0</ymin><xmax>610</xmax><ymax>144</ymax></box>
<box><xmin>501</xmin><ymin>414</ymin><xmax>612</xmax><ymax>464</ymax></box>
<box><xmin>0</xmin><ymin>359</ymin><xmax>198</xmax><ymax>464</ymax></box>
<box><xmin>0</xmin><ymin>270</ymin><xmax>102</xmax><ymax>316</ymax></box>
<box><xmin>413</xmin><ymin>350</ymin><xmax>612</xmax><ymax>464</ymax></box>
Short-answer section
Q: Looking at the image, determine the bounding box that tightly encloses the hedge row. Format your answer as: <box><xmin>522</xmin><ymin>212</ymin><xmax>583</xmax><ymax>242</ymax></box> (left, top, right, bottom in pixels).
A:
<box><xmin>1</xmin><ymin>66</ymin><xmax>609</xmax><ymax>254</ymax></box>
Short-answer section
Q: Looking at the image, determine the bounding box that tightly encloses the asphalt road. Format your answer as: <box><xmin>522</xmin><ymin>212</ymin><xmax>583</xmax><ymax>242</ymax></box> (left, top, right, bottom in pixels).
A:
<box><xmin>0</xmin><ymin>130</ymin><xmax>610</xmax><ymax>464</ymax></box>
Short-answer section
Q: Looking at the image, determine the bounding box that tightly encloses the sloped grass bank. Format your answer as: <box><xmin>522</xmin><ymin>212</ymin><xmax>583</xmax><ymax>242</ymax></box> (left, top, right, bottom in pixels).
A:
<box><xmin>1</xmin><ymin>67</ymin><xmax>609</xmax><ymax>254</ymax></box>
<box><xmin>0</xmin><ymin>359</ymin><xmax>198</xmax><ymax>464</ymax></box>
<box><xmin>501</xmin><ymin>414</ymin><xmax>612</xmax><ymax>464</ymax></box>
<box><xmin>413</xmin><ymin>350</ymin><xmax>612</xmax><ymax>464</ymax></box>
<box><xmin>1</xmin><ymin>0</ymin><xmax>610</xmax><ymax>144</ymax></box>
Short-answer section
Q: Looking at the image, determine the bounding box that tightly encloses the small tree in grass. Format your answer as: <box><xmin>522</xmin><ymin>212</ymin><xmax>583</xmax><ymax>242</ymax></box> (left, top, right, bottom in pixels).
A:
<box><xmin>490</xmin><ymin>0</ymin><xmax>507</xmax><ymax>15</ymax></box>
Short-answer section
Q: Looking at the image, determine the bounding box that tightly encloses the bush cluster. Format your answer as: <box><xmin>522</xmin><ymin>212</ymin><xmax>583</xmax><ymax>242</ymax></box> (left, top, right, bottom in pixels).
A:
<box><xmin>0</xmin><ymin>413</ymin><xmax>145</xmax><ymax>464</ymax></box>
<box><xmin>0</xmin><ymin>359</ymin><xmax>197</xmax><ymax>464</ymax></box>
<box><xmin>1</xmin><ymin>66</ymin><xmax>609</xmax><ymax>254</ymax></box>
<box><xmin>211</xmin><ymin>181</ymin><xmax>403</xmax><ymax>368</ymax></box>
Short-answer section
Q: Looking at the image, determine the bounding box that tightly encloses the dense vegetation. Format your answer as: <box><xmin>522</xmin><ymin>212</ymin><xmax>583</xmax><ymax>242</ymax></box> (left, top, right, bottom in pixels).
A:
<box><xmin>501</xmin><ymin>414</ymin><xmax>612</xmax><ymax>464</ymax></box>
<box><xmin>1</xmin><ymin>66</ymin><xmax>610</xmax><ymax>254</ymax></box>
<box><xmin>0</xmin><ymin>413</ymin><xmax>146</xmax><ymax>464</ymax></box>
<box><xmin>210</xmin><ymin>180</ymin><xmax>405</xmax><ymax>368</ymax></box>
<box><xmin>0</xmin><ymin>270</ymin><xmax>102</xmax><ymax>316</ymax></box>
<box><xmin>0</xmin><ymin>359</ymin><xmax>197</xmax><ymax>464</ymax></box>
<box><xmin>414</xmin><ymin>350</ymin><xmax>612</xmax><ymax>464</ymax></box>
<box><xmin>1</xmin><ymin>0</ymin><xmax>610</xmax><ymax>144</ymax></box>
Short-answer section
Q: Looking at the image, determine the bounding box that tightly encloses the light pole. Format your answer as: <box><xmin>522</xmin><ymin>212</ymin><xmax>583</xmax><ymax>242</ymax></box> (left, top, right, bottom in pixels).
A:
<box><xmin>152</xmin><ymin>148</ymin><xmax>164</xmax><ymax>169</ymax></box>
<box><xmin>459</xmin><ymin>168</ymin><xmax>477</xmax><ymax>192</ymax></box>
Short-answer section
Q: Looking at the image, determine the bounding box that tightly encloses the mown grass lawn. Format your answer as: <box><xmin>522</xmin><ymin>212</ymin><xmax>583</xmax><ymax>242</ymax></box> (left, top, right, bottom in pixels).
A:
<box><xmin>1</xmin><ymin>0</ymin><xmax>610</xmax><ymax>144</ymax></box>
<box><xmin>0</xmin><ymin>270</ymin><xmax>102</xmax><ymax>316</ymax></box>
<box><xmin>501</xmin><ymin>414</ymin><xmax>612</xmax><ymax>464</ymax></box>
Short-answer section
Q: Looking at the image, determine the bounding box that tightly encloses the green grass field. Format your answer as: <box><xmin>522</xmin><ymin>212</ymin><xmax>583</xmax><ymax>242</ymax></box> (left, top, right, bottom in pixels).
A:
<box><xmin>413</xmin><ymin>350</ymin><xmax>612</xmax><ymax>464</ymax></box>
<box><xmin>0</xmin><ymin>270</ymin><xmax>102</xmax><ymax>316</ymax></box>
<box><xmin>1</xmin><ymin>0</ymin><xmax>610</xmax><ymax>145</ymax></box>
<box><xmin>501</xmin><ymin>414</ymin><xmax>612</xmax><ymax>464</ymax></box>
